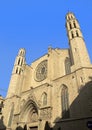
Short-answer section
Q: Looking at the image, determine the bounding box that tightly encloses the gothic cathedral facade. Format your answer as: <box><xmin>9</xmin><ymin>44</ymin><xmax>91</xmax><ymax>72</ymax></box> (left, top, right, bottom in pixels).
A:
<box><xmin>3</xmin><ymin>12</ymin><xmax>92</xmax><ymax>130</ymax></box>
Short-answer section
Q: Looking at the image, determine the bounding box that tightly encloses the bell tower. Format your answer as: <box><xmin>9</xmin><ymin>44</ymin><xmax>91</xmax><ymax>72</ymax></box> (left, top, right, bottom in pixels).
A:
<box><xmin>7</xmin><ymin>48</ymin><xmax>26</xmax><ymax>97</ymax></box>
<box><xmin>66</xmin><ymin>12</ymin><xmax>90</xmax><ymax>70</ymax></box>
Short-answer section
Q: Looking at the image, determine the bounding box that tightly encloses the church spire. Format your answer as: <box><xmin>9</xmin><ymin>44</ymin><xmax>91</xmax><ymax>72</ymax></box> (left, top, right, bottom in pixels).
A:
<box><xmin>66</xmin><ymin>12</ymin><xmax>90</xmax><ymax>70</ymax></box>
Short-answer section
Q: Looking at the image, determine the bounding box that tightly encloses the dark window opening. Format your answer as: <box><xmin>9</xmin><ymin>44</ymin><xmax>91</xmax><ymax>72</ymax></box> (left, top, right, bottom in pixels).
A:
<box><xmin>69</xmin><ymin>23</ymin><xmax>72</xmax><ymax>29</ymax></box>
<box><xmin>16</xmin><ymin>68</ymin><xmax>18</xmax><ymax>74</ymax></box>
<box><xmin>73</xmin><ymin>22</ymin><xmax>76</xmax><ymax>28</ymax></box>
<box><xmin>0</xmin><ymin>108</ymin><xmax>2</xmax><ymax>113</ymax></box>
<box><xmin>18</xmin><ymin>59</ymin><xmax>20</xmax><ymax>65</ymax></box>
<box><xmin>76</xmin><ymin>31</ymin><xmax>79</xmax><ymax>37</ymax></box>
<box><xmin>1</xmin><ymin>101</ymin><xmax>3</xmax><ymax>105</ymax></box>
<box><xmin>71</xmin><ymin>32</ymin><xmax>74</xmax><ymax>38</ymax></box>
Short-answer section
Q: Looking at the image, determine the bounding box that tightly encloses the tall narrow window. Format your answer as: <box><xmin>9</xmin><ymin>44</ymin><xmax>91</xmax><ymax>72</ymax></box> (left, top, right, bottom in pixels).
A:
<box><xmin>65</xmin><ymin>57</ymin><xmax>71</xmax><ymax>74</ymax></box>
<box><xmin>61</xmin><ymin>85</ymin><xmax>69</xmax><ymax>118</ymax></box>
<box><xmin>0</xmin><ymin>108</ymin><xmax>2</xmax><ymax>113</ymax></box>
<box><xmin>76</xmin><ymin>30</ymin><xmax>79</xmax><ymax>37</ymax></box>
<box><xmin>73</xmin><ymin>22</ymin><xmax>76</xmax><ymax>28</ymax></box>
<box><xmin>18</xmin><ymin>58</ymin><xmax>20</xmax><ymax>65</ymax></box>
<box><xmin>42</xmin><ymin>93</ymin><xmax>47</xmax><ymax>106</ymax></box>
<box><xmin>71</xmin><ymin>31</ymin><xmax>74</xmax><ymax>38</ymax></box>
<box><xmin>71</xmin><ymin>15</ymin><xmax>73</xmax><ymax>19</ymax></box>
<box><xmin>8</xmin><ymin>103</ymin><xmax>14</xmax><ymax>127</ymax></box>
<box><xmin>16</xmin><ymin>67</ymin><xmax>18</xmax><ymax>74</ymax></box>
<box><xmin>69</xmin><ymin>22</ymin><xmax>72</xmax><ymax>29</ymax></box>
<box><xmin>21</xmin><ymin>59</ymin><xmax>23</xmax><ymax>66</ymax></box>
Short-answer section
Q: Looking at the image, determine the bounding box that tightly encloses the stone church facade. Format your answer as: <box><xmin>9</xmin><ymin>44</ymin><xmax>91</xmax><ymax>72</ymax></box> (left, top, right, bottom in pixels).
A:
<box><xmin>2</xmin><ymin>12</ymin><xmax>92</xmax><ymax>130</ymax></box>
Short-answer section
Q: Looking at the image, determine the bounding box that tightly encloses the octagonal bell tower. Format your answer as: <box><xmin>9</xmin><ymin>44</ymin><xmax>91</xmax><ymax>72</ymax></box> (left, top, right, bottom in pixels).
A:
<box><xmin>66</xmin><ymin>12</ymin><xmax>90</xmax><ymax>70</ymax></box>
<box><xmin>7</xmin><ymin>48</ymin><xmax>26</xmax><ymax>98</ymax></box>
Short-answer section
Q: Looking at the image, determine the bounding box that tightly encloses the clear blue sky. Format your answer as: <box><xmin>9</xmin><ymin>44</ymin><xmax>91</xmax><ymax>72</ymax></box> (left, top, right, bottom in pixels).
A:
<box><xmin>0</xmin><ymin>0</ymin><xmax>92</xmax><ymax>97</ymax></box>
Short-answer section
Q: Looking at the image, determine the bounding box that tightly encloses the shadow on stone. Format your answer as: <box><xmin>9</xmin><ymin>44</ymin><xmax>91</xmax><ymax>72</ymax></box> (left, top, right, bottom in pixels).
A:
<box><xmin>16</xmin><ymin>125</ymin><xmax>23</xmax><ymax>130</ymax></box>
<box><xmin>0</xmin><ymin>116</ymin><xmax>6</xmax><ymax>130</ymax></box>
<box><xmin>44</xmin><ymin>121</ymin><xmax>51</xmax><ymax>130</ymax></box>
<box><xmin>52</xmin><ymin>80</ymin><xmax>92</xmax><ymax>130</ymax></box>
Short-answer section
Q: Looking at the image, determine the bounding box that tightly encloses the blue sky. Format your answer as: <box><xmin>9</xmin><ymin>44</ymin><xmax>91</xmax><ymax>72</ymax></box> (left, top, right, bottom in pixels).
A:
<box><xmin>0</xmin><ymin>0</ymin><xmax>92</xmax><ymax>97</ymax></box>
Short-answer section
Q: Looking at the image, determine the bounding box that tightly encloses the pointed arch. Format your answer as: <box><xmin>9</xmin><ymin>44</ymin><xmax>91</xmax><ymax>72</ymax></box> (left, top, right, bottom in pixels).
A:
<box><xmin>42</xmin><ymin>92</ymin><xmax>47</xmax><ymax>106</ymax></box>
<box><xmin>18</xmin><ymin>58</ymin><xmax>20</xmax><ymax>65</ymax></box>
<box><xmin>61</xmin><ymin>85</ymin><xmax>69</xmax><ymax>118</ymax></box>
<box><xmin>20</xmin><ymin>99</ymin><xmax>38</xmax><ymax>123</ymax></box>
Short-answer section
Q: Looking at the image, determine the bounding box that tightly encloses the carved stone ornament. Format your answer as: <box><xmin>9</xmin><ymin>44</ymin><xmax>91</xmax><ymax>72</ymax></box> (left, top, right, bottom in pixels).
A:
<box><xmin>40</xmin><ymin>107</ymin><xmax>52</xmax><ymax>119</ymax></box>
<box><xmin>35</xmin><ymin>60</ymin><xmax>48</xmax><ymax>82</ymax></box>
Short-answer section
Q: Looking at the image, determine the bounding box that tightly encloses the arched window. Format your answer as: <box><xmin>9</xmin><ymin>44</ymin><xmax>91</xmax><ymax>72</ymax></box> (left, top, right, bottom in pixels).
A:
<box><xmin>76</xmin><ymin>30</ymin><xmax>79</xmax><ymax>37</ymax></box>
<box><xmin>61</xmin><ymin>85</ymin><xmax>69</xmax><ymax>118</ymax></box>
<box><xmin>16</xmin><ymin>67</ymin><xmax>18</xmax><ymax>74</ymax></box>
<box><xmin>18</xmin><ymin>58</ymin><xmax>20</xmax><ymax>65</ymax></box>
<box><xmin>65</xmin><ymin>57</ymin><xmax>71</xmax><ymax>75</ymax></box>
<box><xmin>8</xmin><ymin>103</ymin><xmax>14</xmax><ymax>127</ymax></box>
<box><xmin>69</xmin><ymin>22</ymin><xmax>72</xmax><ymax>29</ymax></box>
<box><xmin>42</xmin><ymin>93</ymin><xmax>47</xmax><ymax>106</ymax></box>
<box><xmin>71</xmin><ymin>31</ymin><xmax>74</xmax><ymax>38</ymax></box>
<box><xmin>73</xmin><ymin>22</ymin><xmax>76</xmax><ymax>28</ymax></box>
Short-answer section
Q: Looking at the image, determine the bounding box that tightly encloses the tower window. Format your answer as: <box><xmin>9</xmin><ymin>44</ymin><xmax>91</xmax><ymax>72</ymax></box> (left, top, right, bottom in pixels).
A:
<box><xmin>0</xmin><ymin>108</ymin><xmax>2</xmax><ymax>113</ymax></box>
<box><xmin>71</xmin><ymin>31</ymin><xmax>74</xmax><ymax>38</ymax></box>
<box><xmin>69</xmin><ymin>22</ymin><xmax>72</xmax><ymax>29</ymax></box>
<box><xmin>76</xmin><ymin>30</ymin><xmax>79</xmax><ymax>37</ymax></box>
<box><xmin>16</xmin><ymin>68</ymin><xmax>18</xmax><ymax>74</ymax></box>
<box><xmin>73</xmin><ymin>22</ymin><xmax>76</xmax><ymax>28</ymax></box>
<box><xmin>1</xmin><ymin>101</ymin><xmax>3</xmax><ymax>105</ymax></box>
